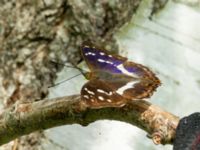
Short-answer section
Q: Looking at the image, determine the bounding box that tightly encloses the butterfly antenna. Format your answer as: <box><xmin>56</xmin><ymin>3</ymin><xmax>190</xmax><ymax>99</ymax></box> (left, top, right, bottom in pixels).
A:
<box><xmin>50</xmin><ymin>60</ymin><xmax>80</xmax><ymax>69</ymax></box>
<box><xmin>50</xmin><ymin>60</ymin><xmax>87</xmax><ymax>75</ymax></box>
<box><xmin>48</xmin><ymin>73</ymin><xmax>82</xmax><ymax>88</ymax></box>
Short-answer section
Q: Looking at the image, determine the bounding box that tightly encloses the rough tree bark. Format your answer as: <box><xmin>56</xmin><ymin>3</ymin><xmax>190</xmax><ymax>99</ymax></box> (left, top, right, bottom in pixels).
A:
<box><xmin>0</xmin><ymin>0</ymin><xmax>170</xmax><ymax>149</ymax></box>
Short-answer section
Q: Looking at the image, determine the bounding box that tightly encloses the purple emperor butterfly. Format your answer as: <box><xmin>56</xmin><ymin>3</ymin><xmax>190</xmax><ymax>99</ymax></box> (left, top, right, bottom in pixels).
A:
<box><xmin>81</xmin><ymin>42</ymin><xmax>161</xmax><ymax>108</ymax></box>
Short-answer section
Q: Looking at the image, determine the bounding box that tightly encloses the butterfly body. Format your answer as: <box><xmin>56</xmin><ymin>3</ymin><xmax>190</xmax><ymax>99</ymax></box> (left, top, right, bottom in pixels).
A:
<box><xmin>81</xmin><ymin>43</ymin><xmax>161</xmax><ymax>108</ymax></box>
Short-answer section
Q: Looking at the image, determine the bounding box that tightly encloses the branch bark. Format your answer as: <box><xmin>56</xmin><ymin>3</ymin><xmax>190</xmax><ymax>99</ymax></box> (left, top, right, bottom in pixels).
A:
<box><xmin>0</xmin><ymin>95</ymin><xmax>179</xmax><ymax>146</ymax></box>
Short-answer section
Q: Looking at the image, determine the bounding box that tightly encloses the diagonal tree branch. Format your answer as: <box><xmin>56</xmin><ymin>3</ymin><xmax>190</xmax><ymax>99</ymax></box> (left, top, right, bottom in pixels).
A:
<box><xmin>0</xmin><ymin>95</ymin><xmax>179</xmax><ymax>146</ymax></box>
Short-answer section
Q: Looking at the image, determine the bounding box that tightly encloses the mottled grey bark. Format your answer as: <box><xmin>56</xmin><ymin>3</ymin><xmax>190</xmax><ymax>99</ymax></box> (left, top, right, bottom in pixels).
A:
<box><xmin>0</xmin><ymin>0</ymin><xmax>140</xmax><ymax>104</ymax></box>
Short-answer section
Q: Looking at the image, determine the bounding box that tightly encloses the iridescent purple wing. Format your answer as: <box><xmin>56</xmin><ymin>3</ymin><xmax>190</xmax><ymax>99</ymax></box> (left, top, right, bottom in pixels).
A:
<box><xmin>81</xmin><ymin>44</ymin><xmax>127</xmax><ymax>74</ymax></box>
<box><xmin>81</xmin><ymin>43</ymin><xmax>156</xmax><ymax>79</ymax></box>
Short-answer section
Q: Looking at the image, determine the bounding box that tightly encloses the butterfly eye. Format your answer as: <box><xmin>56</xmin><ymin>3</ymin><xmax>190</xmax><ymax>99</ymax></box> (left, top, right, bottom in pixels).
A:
<box><xmin>84</xmin><ymin>72</ymin><xmax>93</xmax><ymax>80</ymax></box>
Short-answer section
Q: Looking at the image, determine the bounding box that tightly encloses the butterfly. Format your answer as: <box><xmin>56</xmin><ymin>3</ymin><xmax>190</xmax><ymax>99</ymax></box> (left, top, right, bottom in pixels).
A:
<box><xmin>80</xmin><ymin>42</ymin><xmax>161</xmax><ymax>109</ymax></box>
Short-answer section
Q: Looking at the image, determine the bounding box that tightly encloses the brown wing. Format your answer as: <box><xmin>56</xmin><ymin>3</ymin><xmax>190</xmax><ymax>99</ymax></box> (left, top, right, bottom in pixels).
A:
<box><xmin>81</xmin><ymin>79</ymin><xmax>126</xmax><ymax>109</ymax></box>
